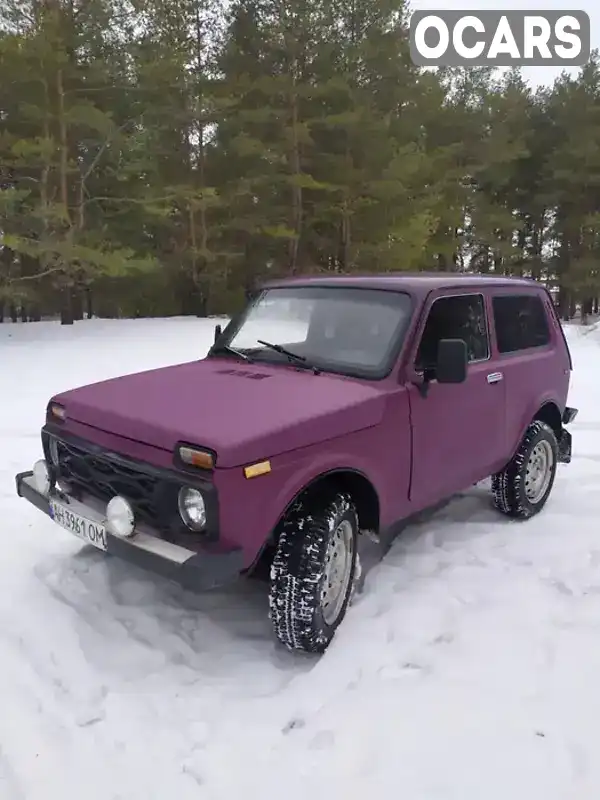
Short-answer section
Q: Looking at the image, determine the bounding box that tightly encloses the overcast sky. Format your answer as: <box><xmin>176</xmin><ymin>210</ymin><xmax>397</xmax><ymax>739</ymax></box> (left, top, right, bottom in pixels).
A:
<box><xmin>409</xmin><ymin>0</ymin><xmax>598</xmax><ymax>87</ymax></box>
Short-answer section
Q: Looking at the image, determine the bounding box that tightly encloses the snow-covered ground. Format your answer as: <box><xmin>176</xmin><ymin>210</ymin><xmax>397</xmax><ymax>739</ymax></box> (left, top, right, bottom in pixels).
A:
<box><xmin>1</xmin><ymin>316</ymin><xmax>600</xmax><ymax>800</ymax></box>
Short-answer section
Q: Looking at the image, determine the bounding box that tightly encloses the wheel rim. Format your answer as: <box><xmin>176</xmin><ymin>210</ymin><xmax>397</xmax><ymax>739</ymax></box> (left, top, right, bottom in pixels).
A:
<box><xmin>321</xmin><ymin>519</ymin><xmax>354</xmax><ymax>626</ymax></box>
<box><xmin>524</xmin><ymin>439</ymin><xmax>554</xmax><ymax>504</ymax></box>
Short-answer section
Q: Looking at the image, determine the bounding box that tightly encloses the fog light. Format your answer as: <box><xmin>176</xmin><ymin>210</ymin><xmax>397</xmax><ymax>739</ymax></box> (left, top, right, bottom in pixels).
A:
<box><xmin>33</xmin><ymin>459</ymin><xmax>50</xmax><ymax>495</ymax></box>
<box><xmin>106</xmin><ymin>496</ymin><xmax>135</xmax><ymax>538</ymax></box>
<box><xmin>178</xmin><ymin>487</ymin><xmax>206</xmax><ymax>531</ymax></box>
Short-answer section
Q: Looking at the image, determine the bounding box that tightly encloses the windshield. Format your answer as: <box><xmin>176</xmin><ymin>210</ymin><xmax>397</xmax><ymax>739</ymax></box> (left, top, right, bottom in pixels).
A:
<box><xmin>219</xmin><ymin>285</ymin><xmax>413</xmax><ymax>379</ymax></box>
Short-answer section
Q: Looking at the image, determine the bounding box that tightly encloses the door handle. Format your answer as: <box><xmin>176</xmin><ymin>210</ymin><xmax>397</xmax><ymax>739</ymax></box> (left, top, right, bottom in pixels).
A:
<box><xmin>487</xmin><ymin>372</ymin><xmax>503</xmax><ymax>384</ymax></box>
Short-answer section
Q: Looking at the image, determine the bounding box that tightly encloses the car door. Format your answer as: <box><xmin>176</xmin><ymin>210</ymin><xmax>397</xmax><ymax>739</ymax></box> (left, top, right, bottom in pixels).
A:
<box><xmin>406</xmin><ymin>289</ymin><xmax>507</xmax><ymax>511</ymax></box>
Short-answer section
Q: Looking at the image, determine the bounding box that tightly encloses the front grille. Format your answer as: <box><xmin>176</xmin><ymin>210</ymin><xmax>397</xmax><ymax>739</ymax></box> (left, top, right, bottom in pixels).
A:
<box><xmin>49</xmin><ymin>436</ymin><xmax>179</xmax><ymax>530</ymax></box>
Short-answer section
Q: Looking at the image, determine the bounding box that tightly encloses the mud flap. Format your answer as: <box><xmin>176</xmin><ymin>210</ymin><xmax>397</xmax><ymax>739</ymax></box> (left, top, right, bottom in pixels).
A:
<box><xmin>558</xmin><ymin>428</ymin><xmax>572</xmax><ymax>464</ymax></box>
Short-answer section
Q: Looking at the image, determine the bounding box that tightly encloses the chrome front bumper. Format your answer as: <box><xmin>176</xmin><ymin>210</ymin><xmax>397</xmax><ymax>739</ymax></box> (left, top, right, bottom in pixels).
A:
<box><xmin>15</xmin><ymin>471</ymin><xmax>244</xmax><ymax>590</ymax></box>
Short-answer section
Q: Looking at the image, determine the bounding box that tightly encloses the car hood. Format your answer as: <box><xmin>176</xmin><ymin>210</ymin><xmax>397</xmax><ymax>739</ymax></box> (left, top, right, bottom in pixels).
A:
<box><xmin>52</xmin><ymin>357</ymin><xmax>387</xmax><ymax>468</ymax></box>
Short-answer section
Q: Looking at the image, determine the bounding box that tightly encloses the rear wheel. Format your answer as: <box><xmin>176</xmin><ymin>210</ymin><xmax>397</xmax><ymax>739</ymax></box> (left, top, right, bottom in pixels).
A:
<box><xmin>269</xmin><ymin>490</ymin><xmax>359</xmax><ymax>654</ymax></box>
<box><xmin>492</xmin><ymin>420</ymin><xmax>558</xmax><ymax>519</ymax></box>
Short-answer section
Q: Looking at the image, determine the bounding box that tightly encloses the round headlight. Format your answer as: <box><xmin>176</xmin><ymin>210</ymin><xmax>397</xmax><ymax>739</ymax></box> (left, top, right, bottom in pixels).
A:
<box><xmin>178</xmin><ymin>487</ymin><xmax>206</xmax><ymax>531</ymax></box>
<box><xmin>33</xmin><ymin>459</ymin><xmax>50</xmax><ymax>495</ymax></box>
<box><xmin>106</xmin><ymin>496</ymin><xmax>135</xmax><ymax>538</ymax></box>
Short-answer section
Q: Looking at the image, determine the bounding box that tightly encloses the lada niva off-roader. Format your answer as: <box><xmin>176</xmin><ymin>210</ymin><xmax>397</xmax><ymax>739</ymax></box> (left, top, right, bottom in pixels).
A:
<box><xmin>16</xmin><ymin>274</ymin><xmax>577</xmax><ymax>653</ymax></box>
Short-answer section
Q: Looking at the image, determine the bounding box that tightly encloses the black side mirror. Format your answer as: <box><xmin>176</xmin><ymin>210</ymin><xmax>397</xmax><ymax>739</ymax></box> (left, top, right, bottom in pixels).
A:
<box><xmin>436</xmin><ymin>338</ymin><xmax>468</xmax><ymax>384</ymax></box>
<box><xmin>214</xmin><ymin>324</ymin><xmax>222</xmax><ymax>344</ymax></box>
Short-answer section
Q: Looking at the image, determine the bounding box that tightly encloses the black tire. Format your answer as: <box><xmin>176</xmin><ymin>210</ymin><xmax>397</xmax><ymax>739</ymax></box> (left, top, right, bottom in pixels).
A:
<box><xmin>491</xmin><ymin>420</ymin><xmax>558</xmax><ymax>519</ymax></box>
<box><xmin>269</xmin><ymin>490</ymin><xmax>359</xmax><ymax>654</ymax></box>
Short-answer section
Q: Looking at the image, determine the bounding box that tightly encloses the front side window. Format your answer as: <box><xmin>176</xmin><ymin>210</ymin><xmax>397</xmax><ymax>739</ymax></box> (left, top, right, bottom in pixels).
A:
<box><xmin>416</xmin><ymin>293</ymin><xmax>489</xmax><ymax>370</ymax></box>
<box><xmin>217</xmin><ymin>286</ymin><xmax>413</xmax><ymax>378</ymax></box>
<box><xmin>492</xmin><ymin>294</ymin><xmax>551</xmax><ymax>353</ymax></box>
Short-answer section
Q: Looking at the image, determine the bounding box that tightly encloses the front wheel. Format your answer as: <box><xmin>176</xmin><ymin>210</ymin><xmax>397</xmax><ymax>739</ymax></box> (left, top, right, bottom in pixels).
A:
<box><xmin>269</xmin><ymin>490</ymin><xmax>359</xmax><ymax>654</ymax></box>
<box><xmin>492</xmin><ymin>420</ymin><xmax>558</xmax><ymax>519</ymax></box>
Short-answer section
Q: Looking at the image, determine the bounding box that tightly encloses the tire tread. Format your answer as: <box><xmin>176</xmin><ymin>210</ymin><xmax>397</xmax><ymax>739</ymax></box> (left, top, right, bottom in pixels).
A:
<box><xmin>269</xmin><ymin>491</ymin><xmax>356</xmax><ymax>653</ymax></box>
<box><xmin>492</xmin><ymin>420</ymin><xmax>557</xmax><ymax>519</ymax></box>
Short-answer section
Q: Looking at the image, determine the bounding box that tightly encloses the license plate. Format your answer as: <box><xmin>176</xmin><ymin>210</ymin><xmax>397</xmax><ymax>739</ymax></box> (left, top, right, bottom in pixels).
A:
<box><xmin>49</xmin><ymin>498</ymin><xmax>107</xmax><ymax>552</ymax></box>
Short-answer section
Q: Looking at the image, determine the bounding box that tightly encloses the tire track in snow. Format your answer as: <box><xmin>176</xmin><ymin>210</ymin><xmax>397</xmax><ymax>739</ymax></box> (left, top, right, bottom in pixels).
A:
<box><xmin>0</xmin><ymin>745</ymin><xmax>26</xmax><ymax>800</ymax></box>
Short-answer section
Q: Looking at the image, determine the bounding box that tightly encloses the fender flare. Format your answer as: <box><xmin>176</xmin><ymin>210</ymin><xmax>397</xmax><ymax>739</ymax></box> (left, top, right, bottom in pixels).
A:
<box><xmin>247</xmin><ymin>461</ymin><xmax>381</xmax><ymax>572</ymax></box>
<box><xmin>510</xmin><ymin>397</ymin><xmax>563</xmax><ymax>461</ymax></box>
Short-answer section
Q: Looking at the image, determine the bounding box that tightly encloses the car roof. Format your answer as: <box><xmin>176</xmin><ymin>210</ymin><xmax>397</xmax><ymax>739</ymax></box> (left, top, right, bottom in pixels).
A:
<box><xmin>261</xmin><ymin>272</ymin><xmax>541</xmax><ymax>296</ymax></box>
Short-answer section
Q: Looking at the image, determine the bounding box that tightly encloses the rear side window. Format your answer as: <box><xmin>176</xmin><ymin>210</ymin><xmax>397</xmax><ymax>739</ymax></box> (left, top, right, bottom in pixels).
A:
<box><xmin>492</xmin><ymin>294</ymin><xmax>550</xmax><ymax>353</ymax></box>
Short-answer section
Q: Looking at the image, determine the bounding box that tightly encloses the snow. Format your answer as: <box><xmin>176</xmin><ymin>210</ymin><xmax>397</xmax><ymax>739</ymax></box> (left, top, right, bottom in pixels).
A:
<box><xmin>1</xmin><ymin>316</ymin><xmax>600</xmax><ymax>800</ymax></box>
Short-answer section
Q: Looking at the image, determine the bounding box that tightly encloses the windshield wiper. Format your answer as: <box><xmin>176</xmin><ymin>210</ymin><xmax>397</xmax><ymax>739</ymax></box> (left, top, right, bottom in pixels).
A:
<box><xmin>257</xmin><ymin>339</ymin><xmax>320</xmax><ymax>374</ymax></box>
<box><xmin>212</xmin><ymin>344</ymin><xmax>253</xmax><ymax>362</ymax></box>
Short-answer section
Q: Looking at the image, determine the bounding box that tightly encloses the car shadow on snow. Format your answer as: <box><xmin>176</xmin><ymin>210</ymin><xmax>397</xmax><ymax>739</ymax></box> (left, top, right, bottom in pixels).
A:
<box><xmin>34</xmin><ymin>542</ymin><xmax>315</xmax><ymax>680</ymax></box>
<box><xmin>33</xmin><ymin>480</ymin><xmax>509</xmax><ymax>674</ymax></box>
<box><xmin>367</xmin><ymin>480</ymin><xmax>507</xmax><ymax>563</ymax></box>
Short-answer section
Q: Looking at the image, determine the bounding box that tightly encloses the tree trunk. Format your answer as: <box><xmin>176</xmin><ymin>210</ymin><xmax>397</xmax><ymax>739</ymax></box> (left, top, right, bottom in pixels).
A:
<box><xmin>10</xmin><ymin>304</ymin><xmax>17</xmax><ymax>323</ymax></box>
<box><xmin>57</xmin><ymin>66</ymin><xmax>75</xmax><ymax>309</ymax></box>
<box><xmin>286</xmin><ymin>39</ymin><xmax>302</xmax><ymax>275</ymax></box>
<box><xmin>72</xmin><ymin>290</ymin><xmax>83</xmax><ymax>320</ymax></box>
<box><xmin>196</xmin><ymin>289</ymin><xmax>207</xmax><ymax>318</ymax></box>
<box><xmin>57</xmin><ymin>68</ymin><xmax>70</xmax><ymax>226</ymax></box>
<box><xmin>85</xmin><ymin>287</ymin><xmax>93</xmax><ymax>319</ymax></box>
<box><xmin>60</xmin><ymin>289</ymin><xmax>74</xmax><ymax>325</ymax></box>
<box><xmin>557</xmin><ymin>286</ymin><xmax>570</xmax><ymax>320</ymax></box>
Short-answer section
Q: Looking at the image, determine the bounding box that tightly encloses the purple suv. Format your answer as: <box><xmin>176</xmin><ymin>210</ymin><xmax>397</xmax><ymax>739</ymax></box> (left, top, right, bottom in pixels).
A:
<box><xmin>16</xmin><ymin>274</ymin><xmax>577</xmax><ymax>653</ymax></box>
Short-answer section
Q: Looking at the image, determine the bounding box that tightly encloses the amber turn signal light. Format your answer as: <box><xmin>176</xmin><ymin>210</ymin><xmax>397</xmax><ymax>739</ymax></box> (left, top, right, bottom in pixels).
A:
<box><xmin>244</xmin><ymin>460</ymin><xmax>271</xmax><ymax>479</ymax></box>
